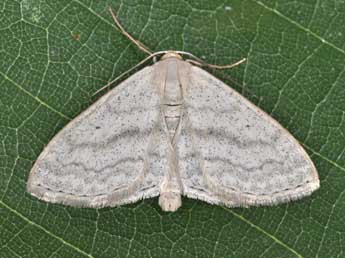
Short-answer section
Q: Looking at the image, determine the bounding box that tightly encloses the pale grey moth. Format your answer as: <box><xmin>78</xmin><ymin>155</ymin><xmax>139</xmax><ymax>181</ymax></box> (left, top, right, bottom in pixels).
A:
<box><xmin>27</xmin><ymin>7</ymin><xmax>320</xmax><ymax>212</ymax></box>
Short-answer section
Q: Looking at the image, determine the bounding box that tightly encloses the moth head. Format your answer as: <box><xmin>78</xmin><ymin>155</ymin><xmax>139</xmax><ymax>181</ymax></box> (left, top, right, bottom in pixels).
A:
<box><xmin>160</xmin><ymin>51</ymin><xmax>183</xmax><ymax>60</ymax></box>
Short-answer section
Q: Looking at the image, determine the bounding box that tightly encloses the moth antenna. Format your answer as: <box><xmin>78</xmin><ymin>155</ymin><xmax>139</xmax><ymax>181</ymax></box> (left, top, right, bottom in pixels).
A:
<box><xmin>183</xmin><ymin>55</ymin><xmax>259</xmax><ymax>101</ymax></box>
<box><xmin>109</xmin><ymin>6</ymin><xmax>153</xmax><ymax>55</ymax></box>
<box><xmin>208</xmin><ymin>57</ymin><xmax>246</xmax><ymax>69</ymax></box>
<box><xmin>92</xmin><ymin>51</ymin><xmax>167</xmax><ymax>97</ymax></box>
<box><xmin>106</xmin><ymin>7</ymin><xmax>247</xmax><ymax>97</ymax></box>
<box><xmin>185</xmin><ymin>57</ymin><xmax>247</xmax><ymax>70</ymax></box>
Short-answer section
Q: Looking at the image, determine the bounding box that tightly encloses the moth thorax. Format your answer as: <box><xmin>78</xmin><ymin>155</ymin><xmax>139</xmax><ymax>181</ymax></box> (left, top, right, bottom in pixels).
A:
<box><xmin>163</xmin><ymin>57</ymin><xmax>183</xmax><ymax>141</ymax></box>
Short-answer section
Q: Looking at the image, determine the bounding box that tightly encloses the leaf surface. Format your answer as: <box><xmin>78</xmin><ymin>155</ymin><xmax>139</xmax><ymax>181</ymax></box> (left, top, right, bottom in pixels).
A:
<box><xmin>1</xmin><ymin>0</ymin><xmax>344</xmax><ymax>257</ymax></box>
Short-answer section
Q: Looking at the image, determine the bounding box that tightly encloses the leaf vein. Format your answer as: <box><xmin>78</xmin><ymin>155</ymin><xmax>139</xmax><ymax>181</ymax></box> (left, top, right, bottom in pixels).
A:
<box><xmin>253</xmin><ymin>0</ymin><xmax>345</xmax><ymax>56</ymax></box>
<box><xmin>224</xmin><ymin>208</ymin><xmax>303</xmax><ymax>258</ymax></box>
<box><xmin>0</xmin><ymin>200</ymin><xmax>93</xmax><ymax>258</ymax></box>
<box><xmin>0</xmin><ymin>71</ymin><xmax>71</xmax><ymax>120</ymax></box>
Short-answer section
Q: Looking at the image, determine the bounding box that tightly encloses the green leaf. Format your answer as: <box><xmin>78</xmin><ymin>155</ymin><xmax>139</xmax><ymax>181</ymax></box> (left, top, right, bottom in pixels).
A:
<box><xmin>0</xmin><ymin>0</ymin><xmax>344</xmax><ymax>257</ymax></box>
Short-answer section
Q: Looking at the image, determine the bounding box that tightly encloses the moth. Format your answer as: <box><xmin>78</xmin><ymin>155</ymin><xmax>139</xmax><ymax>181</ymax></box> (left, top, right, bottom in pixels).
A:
<box><xmin>27</xmin><ymin>7</ymin><xmax>319</xmax><ymax>212</ymax></box>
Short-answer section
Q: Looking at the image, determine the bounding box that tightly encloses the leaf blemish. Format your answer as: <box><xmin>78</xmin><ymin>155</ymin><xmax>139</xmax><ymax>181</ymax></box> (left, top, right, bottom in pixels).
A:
<box><xmin>72</xmin><ymin>33</ymin><xmax>81</xmax><ymax>41</ymax></box>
